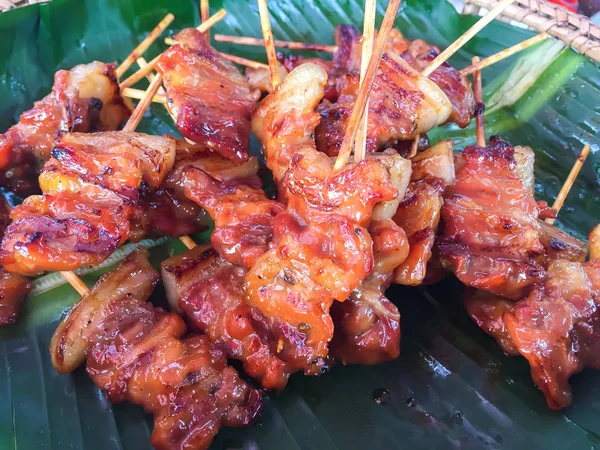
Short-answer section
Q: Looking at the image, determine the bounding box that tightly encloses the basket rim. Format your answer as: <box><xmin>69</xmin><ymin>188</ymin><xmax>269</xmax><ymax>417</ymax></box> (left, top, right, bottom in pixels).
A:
<box><xmin>464</xmin><ymin>0</ymin><xmax>600</xmax><ymax>62</ymax></box>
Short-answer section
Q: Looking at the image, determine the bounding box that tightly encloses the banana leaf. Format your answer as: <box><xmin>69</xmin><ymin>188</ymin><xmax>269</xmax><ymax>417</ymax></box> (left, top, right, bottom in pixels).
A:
<box><xmin>1</xmin><ymin>0</ymin><xmax>600</xmax><ymax>449</ymax></box>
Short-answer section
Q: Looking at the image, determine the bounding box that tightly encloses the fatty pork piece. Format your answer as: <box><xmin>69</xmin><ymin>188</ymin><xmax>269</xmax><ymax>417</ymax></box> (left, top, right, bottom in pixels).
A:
<box><xmin>181</xmin><ymin>166</ymin><xmax>284</xmax><ymax>268</ymax></box>
<box><xmin>0</xmin><ymin>200</ymin><xmax>31</xmax><ymax>326</ymax></box>
<box><xmin>392</xmin><ymin>32</ymin><xmax>475</xmax><ymax>128</ymax></box>
<box><xmin>162</xmin><ymin>245</ymin><xmax>291</xmax><ymax>390</ymax></box>
<box><xmin>393</xmin><ymin>140</ymin><xmax>455</xmax><ymax>286</ymax></box>
<box><xmin>50</xmin><ymin>248</ymin><xmax>262</xmax><ymax>450</ymax></box>
<box><xmin>248</xmin><ymin>63</ymin><xmax>398</xmax><ymax>375</ymax></box>
<box><xmin>330</xmin><ymin>219</ymin><xmax>409</xmax><ymax>365</ymax></box>
<box><xmin>438</xmin><ymin>137</ymin><xmax>557</xmax><ymax>300</ymax></box>
<box><xmin>130</xmin><ymin>139</ymin><xmax>261</xmax><ymax>241</ymax></box>
<box><xmin>505</xmin><ymin>244</ymin><xmax>600</xmax><ymax>410</ymax></box>
<box><xmin>156</xmin><ymin>28</ymin><xmax>260</xmax><ymax>163</ymax></box>
<box><xmin>0</xmin><ymin>62</ymin><xmax>130</xmax><ymax>197</ymax></box>
<box><xmin>315</xmin><ymin>51</ymin><xmax>452</xmax><ymax>157</ymax></box>
<box><xmin>0</xmin><ymin>132</ymin><xmax>175</xmax><ymax>275</ymax></box>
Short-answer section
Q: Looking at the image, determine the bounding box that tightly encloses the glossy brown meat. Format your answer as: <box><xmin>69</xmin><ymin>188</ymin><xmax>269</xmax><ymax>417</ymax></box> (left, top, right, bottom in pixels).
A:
<box><xmin>438</xmin><ymin>137</ymin><xmax>547</xmax><ymax>299</ymax></box>
<box><xmin>400</xmin><ymin>39</ymin><xmax>475</xmax><ymax>128</ymax></box>
<box><xmin>331</xmin><ymin>220</ymin><xmax>408</xmax><ymax>365</ymax></box>
<box><xmin>0</xmin><ymin>62</ymin><xmax>130</xmax><ymax>197</ymax></box>
<box><xmin>252</xmin><ymin>63</ymin><xmax>327</xmax><ymax>183</ymax></box>
<box><xmin>0</xmin><ymin>132</ymin><xmax>175</xmax><ymax>275</ymax></box>
<box><xmin>130</xmin><ymin>139</ymin><xmax>259</xmax><ymax>241</ymax></box>
<box><xmin>246</xmin><ymin>211</ymin><xmax>374</xmax><ymax>375</ymax></box>
<box><xmin>162</xmin><ymin>246</ymin><xmax>291</xmax><ymax>390</ymax></box>
<box><xmin>249</xmin><ymin>64</ymin><xmax>398</xmax><ymax>374</ymax></box>
<box><xmin>182</xmin><ymin>167</ymin><xmax>283</xmax><ymax>268</ymax></box>
<box><xmin>393</xmin><ymin>180</ymin><xmax>444</xmax><ymax>286</ymax></box>
<box><xmin>50</xmin><ymin>248</ymin><xmax>262</xmax><ymax>450</ymax></box>
<box><xmin>504</xmin><ymin>257</ymin><xmax>600</xmax><ymax>409</ymax></box>
<box><xmin>156</xmin><ymin>28</ymin><xmax>260</xmax><ymax>163</ymax></box>
<box><xmin>539</xmin><ymin>220</ymin><xmax>588</xmax><ymax>263</ymax></box>
<box><xmin>0</xmin><ymin>269</ymin><xmax>31</xmax><ymax>326</ymax></box>
<box><xmin>464</xmin><ymin>289</ymin><xmax>519</xmax><ymax>355</ymax></box>
<box><xmin>315</xmin><ymin>53</ymin><xmax>451</xmax><ymax>156</ymax></box>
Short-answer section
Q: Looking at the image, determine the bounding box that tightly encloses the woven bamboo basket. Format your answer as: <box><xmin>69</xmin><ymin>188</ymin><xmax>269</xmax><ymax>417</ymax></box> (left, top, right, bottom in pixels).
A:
<box><xmin>463</xmin><ymin>0</ymin><xmax>600</xmax><ymax>61</ymax></box>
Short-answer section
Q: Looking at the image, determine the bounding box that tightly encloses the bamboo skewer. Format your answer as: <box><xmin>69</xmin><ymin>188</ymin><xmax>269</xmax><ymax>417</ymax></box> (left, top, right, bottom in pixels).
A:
<box><xmin>120</xmin><ymin>9</ymin><xmax>227</xmax><ymax>90</ymax></box>
<box><xmin>422</xmin><ymin>0</ymin><xmax>518</xmax><ymax>77</ymax></box>
<box><xmin>354</xmin><ymin>0</ymin><xmax>377</xmax><ymax>163</ymax></box>
<box><xmin>201</xmin><ymin>0</ymin><xmax>211</xmax><ymax>42</ymax></box>
<box><xmin>122</xmin><ymin>87</ymin><xmax>167</xmax><ymax>104</ymax></box>
<box><xmin>163</xmin><ymin>36</ymin><xmax>268</xmax><ymax>69</ymax></box>
<box><xmin>220</xmin><ymin>53</ymin><xmax>269</xmax><ymax>69</ymax></box>
<box><xmin>334</xmin><ymin>0</ymin><xmax>402</xmax><ymax>171</ymax></box>
<box><xmin>214</xmin><ymin>34</ymin><xmax>338</xmax><ymax>53</ymax></box>
<box><xmin>116</xmin><ymin>13</ymin><xmax>175</xmax><ymax>79</ymax></box>
<box><xmin>460</xmin><ymin>32</ymin><xmax>548</xmax><ymax>75</ymax></box>
<box><xmin>257</xmin><ymin>0</ymin><xmax>280</xmax><ymax>90</ymax></box>
<box><xmin>472</xmin><ymin>56</ymin><xmax>486</xmax><ymax>147</ymax></box>
<box><xmin>57</xmin><ymin>72</ymin><xmax>166</xmax><ymax>295</ymax></box>
<box><xmin>545</xmin><ymin>145</ymin><xmax>592</xmax><ymax>225</ymax></box>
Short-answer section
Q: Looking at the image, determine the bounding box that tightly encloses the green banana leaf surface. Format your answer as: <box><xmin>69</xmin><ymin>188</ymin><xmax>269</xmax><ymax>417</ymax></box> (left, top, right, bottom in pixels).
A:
<box><xmin>1</xmin><ymin>0</ymin><xmax>600</xmax><ymax>449</ymax></box>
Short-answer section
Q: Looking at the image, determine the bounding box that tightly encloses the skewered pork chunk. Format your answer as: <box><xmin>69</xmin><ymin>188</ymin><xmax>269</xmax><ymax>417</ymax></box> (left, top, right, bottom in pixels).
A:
<box><xmin>438</xmin><ymin>137</ymin><xmax>551</xmax><ymax>300</ymax></box>
<box><xmin>0</xmin><ymin>132</ymin><xmax>175</xmax><ymax>275</ymax></box>
<box><xmin>331</xmin><ymin>219</ymin><xmax>408</xmax><ymax>364</ymax></box>
<box><xmin>0</xmin><ymin>62</ymin><xmax>130</xmax><ymax>197</ymax></box>
<box><xmin>50</xmin><ymin>248</ymin><xmax>262</xmax><ymax>450</ymax></box>
<box><xmin>181</xmin><ymin>167</ymin><xmax>283</xmax><ymax>268</ymax></box>
<box><xmin>315</xmin><ymin>51</ymin><xmax>452</xmax><ymax>156</ymax></box>
<box><xmin>162</xmin><ymin>245</ymin><xmax>291</xmax><ymax>390</ymax></box>
<box><xmin>0</xmin><ymin>201</ymin><xmax>31</xmax><ymax>326</ymax></box>
<box><xmin>393</xmin><ymin>140</ymin><xmax>455</xmax><ymax>286</ymax></box>
<box><xmin>130</xmin><ymin>139</ymin><xmax>260</xmax><ymax>241</ymax></box>
<box><xmin>156</xmin><ymin>28</ymin><xmax>260</xmax><ymax>163</ymax></box>
<box><xmin>249</xmin><ymin>63</ymin><xmax>398</xmax><ymax>375</ymax></box>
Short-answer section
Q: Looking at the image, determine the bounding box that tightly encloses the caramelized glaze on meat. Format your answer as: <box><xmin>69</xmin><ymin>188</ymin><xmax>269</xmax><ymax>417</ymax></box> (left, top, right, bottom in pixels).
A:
<box><xmin>50</xmin><ymin>248</ymin><xmax>262</xmax><ymax>450</ymax></box>
<box><xmin>130</xmin><ymin>139</ymin><xmax>260</xmax><ymax>241</ymax></box>
<box><xmin>0</xmin><ymin>269</ymin><xmax>31</xmax><ymax>326</ymax></box>
<box><xmin>331</xmin><ymin>220</ymin><xmax>408</xmax><ymax>364</ymax></box>
<box><xmin>162</xmin><ymin>246</ymin><xmax>292</xmax><ymax>390</ymax></box>
<box><xmin>315</xmin><ymin>53</ymin><xmax>451</xmax><ymax>156</ymax></box>
<box><xmin>156</xmin><ymin>28</ymin><xmax>260</xmax><ymax>163</ymax></box>
<box><xmin>249</xmin><ymin>64</ymin><xmax>398</xmax><ymax>374</ymax></box>
<box><xmin>0</xmin><ymin>132</ymin><xmax>175</xmax><ymax>275</ymax></box>
<box><xmin>505</xmin><ymin>256</ymin><xmax>600</xmax><ymax>409</ymax></box>
<box><xmin>439</xmin><ymin>137</ymin><xmax>547</xmax><ymax>299</ymax></box>
<box><xmin>0</xmin><ymin>62</ymin><xmax>130</xmax><ymax>197</ymax></box>
<box><xmin>182</xmin><ymin>167</ymin><xmax>283</xmax><ymax>267</ymax></box>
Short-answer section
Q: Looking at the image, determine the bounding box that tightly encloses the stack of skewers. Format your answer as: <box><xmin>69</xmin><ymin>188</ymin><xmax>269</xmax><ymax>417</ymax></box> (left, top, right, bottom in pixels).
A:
<box><xmin>0</xmin><ymin>0</ymin><xmax>597</xmax><ymax>448</ymax></box>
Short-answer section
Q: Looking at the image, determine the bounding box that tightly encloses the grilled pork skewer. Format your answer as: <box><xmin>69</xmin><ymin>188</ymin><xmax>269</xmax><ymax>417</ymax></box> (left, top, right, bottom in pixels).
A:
<box><xmin>50</xmin><ymin>248</ymin><xmax>262</xmax><ymax>450</ymax></box>
<box><xmin>0</xmin><ymin>62</ymin><xmax>130</xmax><ymax>197</ymax></box>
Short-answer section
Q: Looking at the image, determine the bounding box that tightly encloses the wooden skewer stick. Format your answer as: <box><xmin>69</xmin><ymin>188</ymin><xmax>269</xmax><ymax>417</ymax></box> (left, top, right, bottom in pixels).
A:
<box><xmin>334</xmin><ymin>0</ymin><xmax>402</xmax><ymax>170</ymax></box>
<box><xmin>460</xmin><ymin>32</ymin><xmax>548</xmax><ymax>75</ymax></box>
<box><xmin>201</xmin><ymin>0</ymin><xmax>211</xmax><ymax>42</ymax></box>
<box><xmin>472</xmin><ymin>56</ymin><xmax>486</xmax><ymax>147</ymax></box>
<box><xmin>116</xmin><ymin>13</ymin><xmax>175</xmax><ymax>79</ymax></box>
<box><xmin>214</xmin><ymin>34</ymin><xmax>338</xmax><ymax>53</ymax></box>
<box><xmin>120</xmin><ymin>9</ymin><xmax>227</xmax><ymax>90</ymax></box>
<box><xmin>123</xmin><ymin>74</ymin><xmax>165</xmax><ymax>132</ymax></box>
<box><xmin>137</xmin><ymin>57</ymin><xmax>166</xmax><ymax>95</ymax></box>
<box><xmin>545</xmin><ymin>145</ymin><xmax>592</xmax><ymax>225</ymax></box>
<box><xmin>257</xmin><ymin>0</ymin><xmax>280</xmax><ymax>90</ymax></box>
<box><xmin>163</xmin><ymin>37</ymin><xmax>267</xmax><ymax>69</ymax></box>
<box><xmin>422</xmin><ymin>0</ymin><xmax>517</xmax><ymax>77</ymax></box>
<box><xmin>59</xmin><ymin>72</ymin><xmax>167</xmax><ymax>294</ymax></box>
<box><xmin>354</xmin><ymin>0</ymin><xmax>377</xmax><ymax>163</ymax></box>
<box><xmin>221</xmin><ymin>53</ymin><xmax>269</xmax><ymax>70</ymax></box>
<box><xmin>122</xmin><ymin>87</ymin><xmax>167</xmax><ymax>104</ymax></box>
